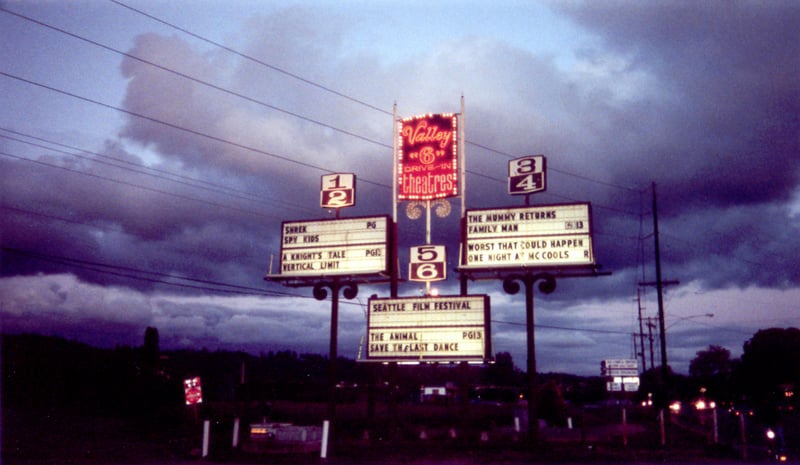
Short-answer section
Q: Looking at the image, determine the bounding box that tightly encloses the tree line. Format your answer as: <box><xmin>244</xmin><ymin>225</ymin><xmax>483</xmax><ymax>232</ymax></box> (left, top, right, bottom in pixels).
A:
<box><xmin>3</xmin><ymin>327</ymin><xmax>799</xmax><ymax>422</ymax></box>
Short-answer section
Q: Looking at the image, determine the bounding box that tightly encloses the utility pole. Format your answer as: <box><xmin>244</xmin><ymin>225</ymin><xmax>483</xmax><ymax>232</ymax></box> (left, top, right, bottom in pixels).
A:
<box><xmin>634</xmin><ymin>316</ymin><xmax>660</xmax><ymax>374</ymax></box>
<box><xmin>638</xmin><ymin>182</ymin><xmax>679</xmax><ymax>446</ymax></box>
<box><xmin>639</xmin><ymin>184</ymin><xmax>678</xmax><ymax>392</ymax></box>
<box><xmin>637</xmin><ymin>289</ymin><xmax>647</xmax><ymax>372</ymax></box>
<box><xmin>652</xmin><ymin>182</ymin><xmax>668</xmax><ymax>398</ymax></box>
<box><xmin>646</xmin><ymin>317</ymin><xmax>656</xmax><ymax>372</ymax></box>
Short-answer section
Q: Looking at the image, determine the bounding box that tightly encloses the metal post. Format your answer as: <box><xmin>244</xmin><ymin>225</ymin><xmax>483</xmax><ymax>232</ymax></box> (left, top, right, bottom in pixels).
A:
<box><xmin>313</xmin><ymin>279</ymin><xmax>359</xmax><ymax>446</ymax></box>
<box><xmin>328</xmin><ymin>279</ymin><xmax>339</xmax><ymax>423</ymax></box>
<box><xmin>502</xmin><ymin>272</ymin><xmax>556</xmax><ymax>448</ymax></box>
<box><xmin>524</xmin><ymin>276</ymin><xmax>537</xmax><ymax>445</ymax></box>
<box><xmin>392</xmin><ymin>104</ymin><xmax>399</xmax><ymax>298</ymax></box>
<box><xmin>425</xmin><ymin>199</ymin><xmax>431</xmax><ymax>295</ymax></box>
<box><xmin>460</xmin><ymin>95</ymin><xmax>466</xmax><ymax>220</ymax></box>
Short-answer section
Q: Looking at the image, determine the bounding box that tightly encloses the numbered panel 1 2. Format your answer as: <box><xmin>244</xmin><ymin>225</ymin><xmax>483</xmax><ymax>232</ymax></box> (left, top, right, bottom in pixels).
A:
<box><xmin>320</xmin><ymin>173</ymin><xmax>355</xmax><ymax>209</ymax></box>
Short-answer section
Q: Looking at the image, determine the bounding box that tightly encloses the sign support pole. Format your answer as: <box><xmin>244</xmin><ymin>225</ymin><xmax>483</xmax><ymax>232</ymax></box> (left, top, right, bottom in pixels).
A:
<box><xmin>313</xmin><ymin>279</ymin><xmax>358</xmax><ymax>441</ymax></box>
<box><xmin>460</xmin><ymin>95</ymin><xmax>466</xmax><ymax>220</ymax></box>
<box><xmin>392</xmin><ymin>104</ymin><xmax>399</xmax><ymax>297</ymax></box>
<box><xmin>502</xmin><ymin>272</ymin><xmax>556</xmax><ymax>448</ymax></box>
<box><xmin>425</xmin><ymin>199</ymin><xmax>432</xmax><ymax>295</ymax></box>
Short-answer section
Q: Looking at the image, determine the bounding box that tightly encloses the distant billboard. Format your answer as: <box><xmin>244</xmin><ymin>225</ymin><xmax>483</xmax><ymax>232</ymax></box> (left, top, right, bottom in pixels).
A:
<box><xmin>274</xmin><ymin>216</ymin><xmax>390</xmax><ymax>278</ymax></box>
<box><xmin>365</xmin><ymin>295</ymin><xmax>490</xmax><ymax>363</ymax></box>
<box><xmin>184</xmin><ymin>377</ymin><xmax>203</xmax><ymax>405</ymax></box>
<box><xmin>461</xmin><ymin>203</ymin><xmax>594</xmax><ymax>270</ymax></box>
<box><xmin>601</xmin><ymin>359</ymin><xmax>639</xmax><ymax>377</ymax></box>
<box><xmin>398</xmin><ymin>113</ymin><xmax>459</xmax><ymax>201</ymax></box>
<box><xmin>602</xmin><ymin>359</ymin><xmax>640</xmax><ymax>393</ymax></box>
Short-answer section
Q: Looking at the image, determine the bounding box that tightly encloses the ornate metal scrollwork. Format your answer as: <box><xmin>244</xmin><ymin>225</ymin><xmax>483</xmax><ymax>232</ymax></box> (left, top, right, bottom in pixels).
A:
<box><xmin>313</xmin><ymin>280</ymin><xmax>359</xmax><ymax>301</ymax></box>
<box><xmin>405</xmin><ymin>199</ymin><xmax>452</xmax><ymax>220</ymax></box>
<box><xmin>502</xmin><ymin>273</ymin><xmax>557</xmax><ymax>296</ymax></box>
<box><xmin>341</xmin><ymin>281</ymin><xmax>358</xmax><ymax>300</ymax></box>
<box><xmin>432</xmin><ymin>199</ymin><xmax>451</xmax><ymax>218</ymax></box>
<box><xmin>406</xmin><ymin>202</ymin><xmax>423</xmax><ymax>220</ymax></box>
<box><xmin>502</xmin><ymin>277</ymin><xmax>521</xmax><ymax>295</ymax></box>
<box><xmin>538</xmin><ymin>274</ymin><xmax>556</xmax><ymax>294</ymax></box>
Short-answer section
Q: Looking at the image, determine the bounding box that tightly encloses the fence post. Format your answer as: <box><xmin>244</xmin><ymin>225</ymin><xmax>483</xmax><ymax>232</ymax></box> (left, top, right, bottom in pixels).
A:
<box><xmin>232</xmin><ymin>417</ymin><xmax>240</xmax><ymax>448</ymax></box>
<box><xmin>202</xmin><ymin>420</ymin><xmax>211</xmax><ymax>458</ymax></box>
<box><xmin>321</xmin><ymin>420</ymin><xmax>330</xmax><ymax>459</ymax></box>
<box><xmin>739</xmin><ymin>413</ymin><xmax>747</xmax><ymax>461</ymax></box>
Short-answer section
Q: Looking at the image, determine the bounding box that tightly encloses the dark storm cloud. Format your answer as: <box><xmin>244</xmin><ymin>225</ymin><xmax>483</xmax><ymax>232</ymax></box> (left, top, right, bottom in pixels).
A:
<box><xmin>0</xmin><ymin>140</ymin><xmax>278</xmax><ymax>292</ymax></box>
<box><xmin>533</xmin><ymin>1</ymin><xmax>800</xmax><ymax>295</ymax></box>
<box><xmin>556</xmin><ymin>1</ymin><xmax>800</xmax><ymax>210</ymax></box>
<box><xmin>2</xmin><ymin>1</ymin><xmax>798</xmax><ymax>375</ymax></box>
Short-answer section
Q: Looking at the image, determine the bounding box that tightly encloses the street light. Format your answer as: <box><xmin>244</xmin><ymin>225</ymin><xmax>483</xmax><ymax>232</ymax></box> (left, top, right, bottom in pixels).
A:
<box><xmin>667</xmin><ymin>312</ymin><xmax>714</xmax><ymax>330</ymax></box>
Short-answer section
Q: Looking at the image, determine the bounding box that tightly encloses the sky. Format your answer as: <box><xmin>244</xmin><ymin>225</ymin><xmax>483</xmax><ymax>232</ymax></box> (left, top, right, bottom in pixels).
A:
<box><xmin>1</xmin><ymin>0</ymin><xmax>799</xmax><ymax>377</ymax></box>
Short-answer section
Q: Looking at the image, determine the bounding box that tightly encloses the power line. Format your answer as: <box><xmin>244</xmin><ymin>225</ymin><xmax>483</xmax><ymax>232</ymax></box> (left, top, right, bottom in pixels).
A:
<box><xmin>0</xmin><ymin>7</ymin><xmax>392</xmax><ymax>150</ymax></box>
<box><xmin>1</xmin><ymin>245</ymin><xmax>371</xmax><ymax>308</ymax></box>
<box><xmin>1</xmin><ymin>246</ymin><xmax>282</xmax><ymax>296</ymax></box>
<box><xmin>659</xmin><ymin>230</ymin><xmax>782</xmax><ymax>273</ymax></box>
<box><xmin>0</xmin><ymin>128</ymin><xmax>317</xmax><ymax>215</ymax></box>
<box><xmin>1</xmin><ymin>4</ymin><xmax>650</xmax><ymax>312</ymax></box>
<box><xmin>102</xmin><ymin>0</ymin><xmax>647</xmax><ymax>196</ymax></box>
<box><xmin>467</xmin><ymin>140</ymin><xmax>643</xmax><ymax>193</ymax></box>
<box><xmin>0</xmin><ymin>8</ymin><xmax>539</xmax><ymax>198</ymax></box>
<box><xmin>2</xmin><ymin>204</ymin><xmax>124</xmax><ymax>234</ymax></box>
<box><xmin>2</xmin><ymin>5</ymin><xmax>649</xmax><ymax>205</ymax></box>
<box><xmin>492</xmin><ymin>319</ymin><xmax>632</xmax><ymax>335</ymax></box>
<box><xmin>108</xmin><ymin>0</ymin><xmax>394</xmax><ymax>116</ymax></box>
<box><xmin>0</xmin><ymin>71</ymin><xmax>392</xmax><ymax>190</ymax></box>
<box><xmin>2</xmin><ymin>69</ymin><xmax>641</xmax><ymax>221</ymax></box>
<box><xmin>0</xmin><ymin>149</ymin><xmax>287</xmax><ymax>221</ymax></box>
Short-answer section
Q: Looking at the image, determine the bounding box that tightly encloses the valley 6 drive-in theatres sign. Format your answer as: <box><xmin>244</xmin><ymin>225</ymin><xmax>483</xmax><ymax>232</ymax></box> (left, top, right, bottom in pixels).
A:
<box><xmin>275</xmin><ymin>215</ymin><xmax>390</xmax><ymax>278</ymax></box>
<box><xmin>461</xmin><ymin>202</ymin><xmax>595</xmax><ymax>269</ymax></box>
<box><xmin>366</xmin><ymin>295</ymin><xmax>490</xmax><ymax>362</ymax></box>
<box><xmin>397</xmin><ymin>113</ymin><xmax>459</xmax><ymax>200</ymax></box>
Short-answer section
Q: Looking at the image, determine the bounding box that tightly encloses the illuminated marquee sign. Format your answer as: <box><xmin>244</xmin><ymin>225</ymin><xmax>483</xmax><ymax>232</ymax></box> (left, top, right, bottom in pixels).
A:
<box><xmin>184</xmin><ymin>377</ymin><xmax>203</xmax><ymax>405</ymax></box>
<box><xmin>398</xmin><ymin>113</ymin><xmax>459</xmax><ymax>201</ymax></box>
<box><xmin>602</xmin><ymin>360</ymin><xmax>640</xmax><ymax>392</ymax></box>
<box><xmin>601</xmin><ymin>359</ymin><xmax>639</xmax><ymax>377</ymax></box>
<box><xmin>461</xmin><ymin>203</ymin><xmax>594</xmax><ymax>269</ymax></box>
<box><xmin>606</xmin><ymin>377</ymin><xmax>640</xmax><ymax>393</ymax></box>
<box><xmin>276</xmin><ymin>215</ymin><xmax>389</xmax><ymax>278</ymax></box>
<box><xmin>366</xmin><ymin>295</ymin><xmax>490</xmax><ymax>362</ymax></box>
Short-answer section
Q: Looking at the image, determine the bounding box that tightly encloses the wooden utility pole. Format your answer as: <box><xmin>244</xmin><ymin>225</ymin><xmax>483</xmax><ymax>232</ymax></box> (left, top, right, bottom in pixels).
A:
<box><xmin>638</xmin><ymin>182</ymin><xmax>679</xmax><ymax>447</ymax></box>
<box><xmin>652</xmin><ymin>183</ymin><xmax>668</xmax><ymax>397</ymax></box>
<box><xmin>637</xmin><ymin>289</ymin><xmax>647</xmax><ymax>372</ymax></box>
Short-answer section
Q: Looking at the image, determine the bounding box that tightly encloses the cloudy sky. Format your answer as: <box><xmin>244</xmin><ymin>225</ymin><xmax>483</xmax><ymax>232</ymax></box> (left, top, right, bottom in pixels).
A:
<box><xmin>1</xmin><ymin>0</ymin><xmax>799</xmax><ymax>376</ymax></box>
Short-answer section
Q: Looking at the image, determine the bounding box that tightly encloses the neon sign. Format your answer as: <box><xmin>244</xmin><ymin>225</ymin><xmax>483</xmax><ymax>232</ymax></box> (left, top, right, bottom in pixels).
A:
<box><xmin>398</xmin><ymin>113</ymin><xmax>459</xmax><ymax>200</ymax></box>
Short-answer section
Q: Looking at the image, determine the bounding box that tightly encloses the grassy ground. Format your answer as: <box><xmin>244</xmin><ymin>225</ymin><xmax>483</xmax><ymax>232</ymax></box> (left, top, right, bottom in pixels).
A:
<box><xmin>2</xmin><ymin>401</ymin><xmax>782</xmax><ymax>464</ymax></box>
